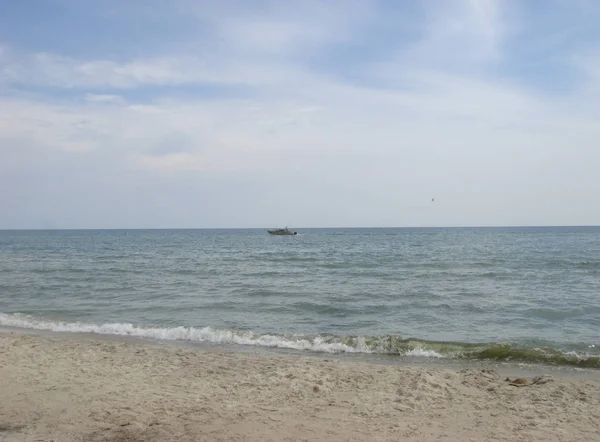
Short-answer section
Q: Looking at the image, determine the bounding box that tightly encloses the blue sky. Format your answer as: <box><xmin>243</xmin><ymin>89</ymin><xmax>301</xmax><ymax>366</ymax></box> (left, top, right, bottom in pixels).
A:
<box><xmin>1</xmin><ymin>0</ymin><xmax>599</xmax><ymax>228</ymax></box>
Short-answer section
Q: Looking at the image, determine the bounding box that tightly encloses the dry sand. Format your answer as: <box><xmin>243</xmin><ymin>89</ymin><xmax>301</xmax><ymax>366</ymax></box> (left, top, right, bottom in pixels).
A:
<box><xmin>1</xmin><ymin>332</ymin><xmax>599</xmax><ymax>442</ymax></box>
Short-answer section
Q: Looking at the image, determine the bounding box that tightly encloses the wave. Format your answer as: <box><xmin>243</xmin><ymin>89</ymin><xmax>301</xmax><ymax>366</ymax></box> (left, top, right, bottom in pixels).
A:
<box><xmin>546</xmin><ymin>259</ymin><xmax>600</xmax><ymax>269</ymax></box>
<box><xmin>0</xmin><ymin>312</ymin><xmax>367</xmax><ymax>353</ymax></box>
<box><xmin>1</xmin><ymin>312</ymin><xmax>598</xmax><ymax>368</ymax></box>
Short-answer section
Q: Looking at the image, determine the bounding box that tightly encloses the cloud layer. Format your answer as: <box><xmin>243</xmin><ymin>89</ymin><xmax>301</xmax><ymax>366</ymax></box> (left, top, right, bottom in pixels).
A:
<box><xmin>1</xmin><ymin>0</ymin><xmax>599</xmax><ymax>228</ymax></box>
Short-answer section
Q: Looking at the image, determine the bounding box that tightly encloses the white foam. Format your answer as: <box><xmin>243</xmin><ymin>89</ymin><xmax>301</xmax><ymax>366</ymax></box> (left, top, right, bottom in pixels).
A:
<box><xmin>0</xmin><ymin>312</ymin><xmax>451</xmax><ymax>358</ymax></box>
<box><xmin>562</xmin><ymin>350</ymin><xmax>593</xmax><ymax>361</ymax></box>
<box><xmin>0</xmin><ymin>312</ymin><xmax>367</xmax><ymax>354</ymax></box>
<box><xmin>405</xmin><ymin>346</ymin><xmax>444</xmax><ymax>358</ymax></box>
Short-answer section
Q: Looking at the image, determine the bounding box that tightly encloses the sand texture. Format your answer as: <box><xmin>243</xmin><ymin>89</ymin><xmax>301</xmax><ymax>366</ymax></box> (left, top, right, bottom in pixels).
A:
<box><xmin>1</xmin><ymin>332</ymin><xmax>599</xmax><ymax>442</ymax></box>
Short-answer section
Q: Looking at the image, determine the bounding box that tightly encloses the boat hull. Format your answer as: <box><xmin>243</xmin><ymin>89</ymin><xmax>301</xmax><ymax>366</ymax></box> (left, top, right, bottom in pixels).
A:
<box><xmin>268</xmin><ymin>230</ymin><xmax>297</xmax><ymax>235</ymax></box>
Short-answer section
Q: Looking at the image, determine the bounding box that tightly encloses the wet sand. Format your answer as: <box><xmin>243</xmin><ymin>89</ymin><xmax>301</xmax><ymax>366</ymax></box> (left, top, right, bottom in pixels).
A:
<box><xmin>1</xmin><ymin>331</ymin><xmax>599</xmax><ymax>441</ymax></box>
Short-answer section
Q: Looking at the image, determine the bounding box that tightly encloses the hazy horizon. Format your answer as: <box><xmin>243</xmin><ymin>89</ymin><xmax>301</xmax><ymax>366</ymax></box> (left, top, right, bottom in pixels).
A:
<box><xmin>2</xmin><ymin>1</ymin><xmax>600</xmax><ymax>229</ymax></box>
<box><xmin>2</xmin><ymin>224</ymin><xmax>599</xmax><ymax>231</ymax></box>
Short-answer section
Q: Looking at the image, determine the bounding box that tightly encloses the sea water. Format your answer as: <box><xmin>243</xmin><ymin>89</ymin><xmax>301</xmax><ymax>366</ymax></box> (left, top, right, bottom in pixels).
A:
<box><xmin>1</xmin><ymin>227</ymin><xmax>599</xmax><ymax>367</ymax></box>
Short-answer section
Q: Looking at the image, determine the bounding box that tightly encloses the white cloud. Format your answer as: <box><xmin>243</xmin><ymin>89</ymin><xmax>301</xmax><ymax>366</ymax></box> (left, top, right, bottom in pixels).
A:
<box><xmin>1</xmin><ymin>53</ymin><xmax>219</xmax><ymax>88</ymax></box>
<box><xmin>357</xmin><ymin>0</ymin><xmax>504</xmax><ymax>81</ymax></box>
<box><xmin>573</xmin><ymin>51</ymin><xmax>600</xmax><ymax>94</ymax></box>
<box><xmin>190</xmin><ymin>0</ymin><xmax>377</xmax><ymax>52</ymax></box>
<box><xmin>1</xmin><ymin>0</ymin><xmax>600</xmax><ymax>227</ymax></box>
<box><xmin>84</xmin><ymin>93</ymin><xmax>126</xmax><ymax>104</ymax></box>
<box><xmin>0</xmin><ymin>1</ymin><xmax>382</xmax><ymax>91</ymax></box>
<box><xmin>0</xmin><ymin>99</ymin><xmax>98</xmax><ymax>153</ymax></box>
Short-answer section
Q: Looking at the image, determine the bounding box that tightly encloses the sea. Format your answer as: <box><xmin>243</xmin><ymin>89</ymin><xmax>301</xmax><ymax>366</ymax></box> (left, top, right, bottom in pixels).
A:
<box><xmin>1</xmin><ymin>227</ymin><xmax>599</xmax><ymax>369</ymax></box>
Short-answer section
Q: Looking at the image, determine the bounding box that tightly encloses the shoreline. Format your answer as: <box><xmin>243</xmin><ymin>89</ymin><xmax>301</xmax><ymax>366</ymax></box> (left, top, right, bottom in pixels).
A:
<box><xmin>3</xmin><ymin>325</ymin><xmax>600</xmax><ymax>381</ymax></box>
<box><xmin>1</xmin><ymin>331</ymin><xmax>600</xmax><ymax>441</ymax></box>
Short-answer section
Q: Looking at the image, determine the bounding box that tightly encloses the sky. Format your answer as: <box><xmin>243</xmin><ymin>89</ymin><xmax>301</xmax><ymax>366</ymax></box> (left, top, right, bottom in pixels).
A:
<box><xmin>1</xmin><ymin>0</ymin><xmax>599</xmax><ymax>229</ymax></box>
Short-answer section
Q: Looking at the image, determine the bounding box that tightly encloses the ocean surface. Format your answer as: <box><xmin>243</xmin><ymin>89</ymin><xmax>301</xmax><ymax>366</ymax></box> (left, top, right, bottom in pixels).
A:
<box><xmin>1</xmin><ymin>227</ymin><xmax>599</xmax><ymax>368</ymax></box>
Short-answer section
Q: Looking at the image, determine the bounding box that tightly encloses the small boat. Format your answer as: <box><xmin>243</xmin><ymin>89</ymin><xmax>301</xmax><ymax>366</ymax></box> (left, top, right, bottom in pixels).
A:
<box><xmin>267</xmin><ymin>226</ymin><xmax>297</xmax><ymax>235</ymax></box>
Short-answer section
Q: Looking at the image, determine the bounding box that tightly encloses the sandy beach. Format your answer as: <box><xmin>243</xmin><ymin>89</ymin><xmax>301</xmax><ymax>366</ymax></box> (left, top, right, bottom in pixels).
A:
<box><xmin>1</xmin><ymin>332</ymin><xmax>599</xmax><ymax>442</ymax></box>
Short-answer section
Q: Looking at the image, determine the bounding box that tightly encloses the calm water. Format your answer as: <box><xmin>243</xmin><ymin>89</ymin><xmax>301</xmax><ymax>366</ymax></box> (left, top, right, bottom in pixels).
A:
<box><xmin>1</xmin><ymin>227</ymin><xmax>599</xmax><ymax>367</ymax></box>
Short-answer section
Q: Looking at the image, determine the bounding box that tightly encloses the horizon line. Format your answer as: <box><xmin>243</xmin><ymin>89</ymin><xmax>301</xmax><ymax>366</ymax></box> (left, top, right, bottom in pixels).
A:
<box><xmin>1</xmin><ymin>224</ymin><xmax>599</xmax><ymax>231</ymax></box>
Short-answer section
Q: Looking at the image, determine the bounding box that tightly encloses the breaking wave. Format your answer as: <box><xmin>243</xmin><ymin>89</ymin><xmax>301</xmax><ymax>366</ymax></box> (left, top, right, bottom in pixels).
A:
<box><xmin>1</xmin><ymin>312</ymin><xmax>598</xmax><ymax>368</ymax></box>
